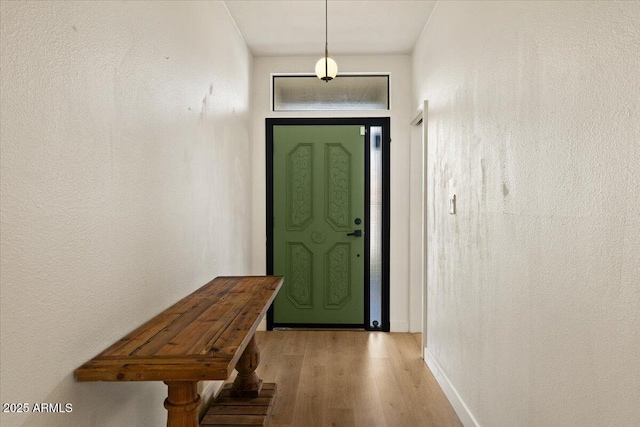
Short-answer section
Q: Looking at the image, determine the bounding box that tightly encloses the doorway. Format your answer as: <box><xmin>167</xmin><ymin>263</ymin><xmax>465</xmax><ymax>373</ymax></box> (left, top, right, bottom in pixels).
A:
<box><xmin>266</xmin><ymin>118</ymin><xmax>390</xmax><ymax>331</ymax></box>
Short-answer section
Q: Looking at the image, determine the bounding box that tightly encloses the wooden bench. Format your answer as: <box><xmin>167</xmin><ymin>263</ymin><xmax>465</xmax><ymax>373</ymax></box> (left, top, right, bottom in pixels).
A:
<box><xmin>75</xmin><ymin>276</ymin><xmax>284</xmax><ymax>427</ymax></box>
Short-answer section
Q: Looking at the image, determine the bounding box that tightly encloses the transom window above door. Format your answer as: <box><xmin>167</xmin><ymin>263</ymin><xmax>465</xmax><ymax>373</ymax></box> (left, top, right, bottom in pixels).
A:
<box><xmin>272</xmin><ymin>74</ymin><xmax>390</xmax><ymax>111</ymax></box>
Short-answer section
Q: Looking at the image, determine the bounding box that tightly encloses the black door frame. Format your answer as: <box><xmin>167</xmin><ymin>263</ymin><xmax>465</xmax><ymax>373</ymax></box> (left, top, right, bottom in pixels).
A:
<box><xmin>266</xmin><ymin>117</ymin><xmax>390</xmax><ymax>332</ymax></box>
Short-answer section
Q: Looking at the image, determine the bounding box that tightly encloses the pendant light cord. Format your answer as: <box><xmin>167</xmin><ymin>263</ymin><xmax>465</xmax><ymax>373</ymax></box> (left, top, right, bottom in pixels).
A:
<box><xmin>325</xmin><ymin>0</ymin><xmax>328</xmax><ymax>80</ymax></box>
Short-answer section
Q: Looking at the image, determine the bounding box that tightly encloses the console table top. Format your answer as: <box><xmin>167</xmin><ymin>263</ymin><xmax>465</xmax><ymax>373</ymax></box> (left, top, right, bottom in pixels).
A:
<box><xmin>75</xmin><ymin>276</ymin><xmax>283</xmax><ymax>382</ymax></box>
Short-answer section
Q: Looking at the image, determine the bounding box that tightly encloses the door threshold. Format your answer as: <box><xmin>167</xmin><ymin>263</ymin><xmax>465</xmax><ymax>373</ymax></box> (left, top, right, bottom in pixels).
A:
<box><xmin>272</xmin><ymin>322</ymin><xmax>366</xmax><ymax>331</ymax></box>
<box><xmin>272</xmin><ymin>327</ymin><xmax>366</xmax><ymax>332</ymax></box>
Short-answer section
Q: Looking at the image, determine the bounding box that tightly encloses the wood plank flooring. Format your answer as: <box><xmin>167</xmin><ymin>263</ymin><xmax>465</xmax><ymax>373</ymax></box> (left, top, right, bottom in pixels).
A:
<box><xmin>224</xmin><ymin>331</ymin><xmax>462</xmax><ymax>427</ymax></box>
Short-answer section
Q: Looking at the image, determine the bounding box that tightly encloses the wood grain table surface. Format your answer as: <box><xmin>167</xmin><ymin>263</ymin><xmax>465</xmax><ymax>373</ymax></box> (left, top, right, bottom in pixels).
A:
<box><xmin>75</xmin><ymin>276</ymin><xmax>284</xmax><ymax>383</ymax></box>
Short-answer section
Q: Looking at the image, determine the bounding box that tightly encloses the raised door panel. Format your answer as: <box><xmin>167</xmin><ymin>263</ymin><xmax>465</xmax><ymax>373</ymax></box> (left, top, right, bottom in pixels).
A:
<box><xmin>287</xmin><ymin>144</ymin><xmax>313</xmax><ymax>231</ymax></box>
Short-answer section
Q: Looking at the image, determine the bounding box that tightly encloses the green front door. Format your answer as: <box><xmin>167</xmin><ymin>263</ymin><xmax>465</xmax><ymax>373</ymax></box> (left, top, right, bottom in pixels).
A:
<box><xmin>273</xmin><ymin>125</ymin><xmax>365</xmax><ymax>325</ymax></box>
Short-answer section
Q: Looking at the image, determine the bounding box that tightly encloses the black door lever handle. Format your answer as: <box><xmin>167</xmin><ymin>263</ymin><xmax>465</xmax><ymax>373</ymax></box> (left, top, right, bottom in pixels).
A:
<box><xmin>346</xmin><ymin>230</ymin><xmax>362</xmax><ymax>237</ymax></box>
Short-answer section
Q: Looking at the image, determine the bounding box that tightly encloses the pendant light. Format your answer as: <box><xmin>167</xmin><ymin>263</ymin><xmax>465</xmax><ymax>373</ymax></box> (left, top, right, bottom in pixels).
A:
<box><xmin>315</xmin><ymin>0</ymin><xmax>337</xmax><ymax>82</ymax></box>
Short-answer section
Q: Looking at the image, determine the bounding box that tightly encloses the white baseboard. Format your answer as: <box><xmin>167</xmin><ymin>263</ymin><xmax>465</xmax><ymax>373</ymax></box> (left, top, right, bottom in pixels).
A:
<box><xmin>390</xmin><ymin>320</ymin><xmax>409</xmax><ymax>332</ymax></box>
<box><xmin>198</xmin><ymin>380</ymin><xmax>224</xmax><ymax>419</ymax></box>
<box><xmin>423</xmin><ymin>347</ymin><xmax>480</xmax><ymax>427</ymax></box>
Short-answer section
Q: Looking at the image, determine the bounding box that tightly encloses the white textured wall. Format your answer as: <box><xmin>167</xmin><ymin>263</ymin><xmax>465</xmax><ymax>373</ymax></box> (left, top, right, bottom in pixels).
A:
<box><xmin>0</xmin><ymin>2</ymin><xmax>252</xmax><ymax>426</ymax></box>
<box><xmin>250</xmin><ymin>55</ymin><xmax>413</xmax><ymax>331</ymax></box>
<box><xmin>414</xmin><ymin>2</ymin><xmax>640</xmax><ymax>426</ymax></box>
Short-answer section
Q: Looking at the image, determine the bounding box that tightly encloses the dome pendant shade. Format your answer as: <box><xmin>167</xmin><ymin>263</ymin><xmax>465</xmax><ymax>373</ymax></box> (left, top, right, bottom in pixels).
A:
<box><xmin>315</xmin><ymin>57</ymin><xmax>338</xmax><ymax>81</ymax></box>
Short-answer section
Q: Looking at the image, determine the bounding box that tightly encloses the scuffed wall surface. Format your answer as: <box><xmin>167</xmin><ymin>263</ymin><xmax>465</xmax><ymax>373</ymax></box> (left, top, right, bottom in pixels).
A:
<box><xmin>0</xmin><ymin>1</ymin><xmax>252</xmax><ymax>426</ymax></box>
<box><xmin>413</xmin><ymin>1</ymin><xmax>639</xmax><ymax>426</ymax></box>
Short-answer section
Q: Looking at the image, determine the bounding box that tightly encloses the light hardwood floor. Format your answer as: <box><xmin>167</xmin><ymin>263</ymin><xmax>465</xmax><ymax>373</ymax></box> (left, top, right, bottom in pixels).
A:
<box><xmin>230</xmin><ymin>331</ymin><xmax>462</xmax><ymax>427</ymax></box>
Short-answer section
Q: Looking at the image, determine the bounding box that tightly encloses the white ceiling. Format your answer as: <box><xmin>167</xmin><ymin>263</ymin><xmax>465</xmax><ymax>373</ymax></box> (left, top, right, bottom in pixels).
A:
<box><xmin>223</xmin><ymin>0</ymin><xmax>437</xmax><ymax>56</ymax></box>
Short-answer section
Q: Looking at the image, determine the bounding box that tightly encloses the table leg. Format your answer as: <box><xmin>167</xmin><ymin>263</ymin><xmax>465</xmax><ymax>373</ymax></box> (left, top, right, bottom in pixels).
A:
<box><xmin>231</xmin><ymin>335</ymin><xmax>263</xmax><ymax>398</ymax></box>
<box><xmin>164</xmin><ymin>381</ymin><xmax>201</xmax><ymax>427</ymax></box>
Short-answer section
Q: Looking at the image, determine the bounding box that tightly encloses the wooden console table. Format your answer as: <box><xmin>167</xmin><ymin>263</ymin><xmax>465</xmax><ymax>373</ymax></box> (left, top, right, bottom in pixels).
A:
<box><xmin>75</xmin><ymin>276</ymin><xmax>283</xmax><ymax>427</ymax></box>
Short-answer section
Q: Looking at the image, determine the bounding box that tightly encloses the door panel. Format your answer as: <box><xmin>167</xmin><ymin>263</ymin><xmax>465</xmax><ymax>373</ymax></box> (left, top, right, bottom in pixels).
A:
<box><xmin>273</xmin><ymin>125</ymin><xmax>364</xmax><ymax>325</ymax></box>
